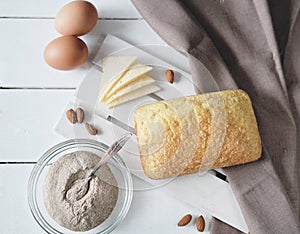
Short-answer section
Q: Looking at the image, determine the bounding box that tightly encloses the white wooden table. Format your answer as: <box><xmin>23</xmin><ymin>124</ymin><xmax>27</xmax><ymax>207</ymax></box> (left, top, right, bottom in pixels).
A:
<box><xmin>0</xmin><ymin>1</ymin><xmax>236</xmax><ymax>233</ymax></box>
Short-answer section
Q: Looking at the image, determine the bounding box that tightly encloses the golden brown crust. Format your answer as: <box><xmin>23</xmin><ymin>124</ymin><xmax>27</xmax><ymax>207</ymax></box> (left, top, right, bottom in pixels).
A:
<box><xmin>134</xmin><ymin>90</ymin><xmax>262</xmax><ymax>179</ymax></box>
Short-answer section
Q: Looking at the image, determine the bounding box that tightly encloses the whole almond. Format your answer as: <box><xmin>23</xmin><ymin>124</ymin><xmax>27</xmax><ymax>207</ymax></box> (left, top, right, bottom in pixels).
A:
<box><xmin>66</xmin><ymin>109</ymin><xmax>77</xmax><ymax>124</ymax></box>
<box><xmin>177</xmin><ymin>214</ymin><xmax>192</xmax><ymax>227</ymax></box>
<box><xmin>165</xmin><ymin>69</ymin><xmax>174</xmax><ymax>84</ymax></box>
<box><xmin>196</xmin><ymin>215</ymin><xmax>205</xmax><ymax>232</ymax></box>
<box><xmin>85</xmin><ymin>123</ymin><xmax>98</xmax><ymax>135</ymax></box>
<box><xmin>76</xmin><ymin>107</ymin><xmax>84</xmax><ymax>123</ymax></box>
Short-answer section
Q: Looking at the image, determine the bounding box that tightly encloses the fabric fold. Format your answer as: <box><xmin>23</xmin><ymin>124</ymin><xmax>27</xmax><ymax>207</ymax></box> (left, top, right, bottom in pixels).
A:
<box><xmin>131</xmin><ymin>0</ymin><xmax>300</xmax><ymax>233</ymax></box>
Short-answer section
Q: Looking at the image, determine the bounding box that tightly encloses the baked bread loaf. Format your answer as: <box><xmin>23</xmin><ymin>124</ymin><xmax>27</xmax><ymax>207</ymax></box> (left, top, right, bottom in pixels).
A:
<box><xmin>134</xmin><ymin>89</ymin><xmax>262</xmax><ymax>179</ymax></box>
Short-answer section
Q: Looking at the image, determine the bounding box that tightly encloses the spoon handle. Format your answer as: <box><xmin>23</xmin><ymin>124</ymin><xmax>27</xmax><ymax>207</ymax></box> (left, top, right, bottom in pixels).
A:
<box><xmin>86</xmin><ymin>132</ymin><xmax>133</xmax><ymax>179</ymax></box>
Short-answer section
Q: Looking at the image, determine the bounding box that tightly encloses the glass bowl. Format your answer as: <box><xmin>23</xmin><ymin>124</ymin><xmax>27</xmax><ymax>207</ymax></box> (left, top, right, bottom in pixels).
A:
<box><xmin>28</xmin><ymin>139</ymin><xmax>133</xmax><ymax>234</ymax></box>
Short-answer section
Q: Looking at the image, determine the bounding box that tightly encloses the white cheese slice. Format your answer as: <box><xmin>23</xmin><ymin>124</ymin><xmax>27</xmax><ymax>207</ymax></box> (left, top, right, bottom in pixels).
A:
<box><xmin>107</xmin><ymin>84</ymin><xmax>160</xmax><ymax>108</ymax></box>
<box><xmin>105</xmin><ymin>75</ymin><xmax>156</xmax><ymax>104</ymax></box>
<box><xmin>103</xmin><ymin>64</ymin><xmax>153</xmax><ymax>101</ymax></box>
<box><xmin>99</xmin><ymin>56</ymin><xmax>136</xmax><ymax>102</ymax></box>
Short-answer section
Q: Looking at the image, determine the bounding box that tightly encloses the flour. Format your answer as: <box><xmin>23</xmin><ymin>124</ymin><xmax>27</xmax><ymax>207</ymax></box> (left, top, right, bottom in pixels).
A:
<box><xmin>43</xmin><ymin>151</ymin><xmax>119</xmax><ymax>232</ymax></box>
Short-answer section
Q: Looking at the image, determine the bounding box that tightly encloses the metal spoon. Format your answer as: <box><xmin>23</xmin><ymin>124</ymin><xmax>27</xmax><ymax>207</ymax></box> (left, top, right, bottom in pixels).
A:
<box><xmin>86</xmin><ymin>132</ymin><xmax>133</xmax><ymax>179</ymax></box>
<box><xmin>65</xmin><ymin>133</ymin><xmax>133</xmax><ymax>202</ymax></box>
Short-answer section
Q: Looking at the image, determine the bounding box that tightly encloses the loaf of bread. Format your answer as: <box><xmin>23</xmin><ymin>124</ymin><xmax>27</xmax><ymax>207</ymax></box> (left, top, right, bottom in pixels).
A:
<box><xmin>134</xmin><ymin>89</ymin><xmax>262</xmax><ymax>180</ymax></box>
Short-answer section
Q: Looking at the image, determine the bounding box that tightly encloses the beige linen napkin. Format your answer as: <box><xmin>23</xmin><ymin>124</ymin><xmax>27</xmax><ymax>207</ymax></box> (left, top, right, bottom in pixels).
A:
<box><xmin>131</xmin><ymin>0</ymin><xmax>300</xmax><ymax>233</ymax></box>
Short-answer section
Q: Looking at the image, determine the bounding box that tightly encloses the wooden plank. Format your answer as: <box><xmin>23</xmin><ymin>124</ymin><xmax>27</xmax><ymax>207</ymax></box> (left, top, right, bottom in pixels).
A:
<box><xmin>0</xmin><ymin>165</ymin><xmax>44</xmax><ymax>233</ymax></box>
<box><xmin>0</xmin><ymin>164</ymin><xmax>210</xmax><ymax>233</ymax></box>
<box><xmin>0</xmin><ymin>0</ymin><xmax>141</xmax><ymax>19</ymax></box>
<box><xmin>0</xmin><ymin>19</ymin><xmax>178</xmax><ymax>88</ymax></box>
<box><xmin>0</xmin><ymin>90</ymin><xmax>73</xmax><ymax>162</ymax></box>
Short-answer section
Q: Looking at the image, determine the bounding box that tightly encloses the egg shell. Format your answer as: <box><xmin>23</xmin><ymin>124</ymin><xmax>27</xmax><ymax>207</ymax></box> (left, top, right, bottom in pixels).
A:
<box><xmin>44</xmin><ymin>36</ymin><xmax>88</xmax><ymax>70</ymax></box>
<box><xmin>55</xmin><ymin>1</ymin><xmax>98</xmax><ymax>36</ymax></box>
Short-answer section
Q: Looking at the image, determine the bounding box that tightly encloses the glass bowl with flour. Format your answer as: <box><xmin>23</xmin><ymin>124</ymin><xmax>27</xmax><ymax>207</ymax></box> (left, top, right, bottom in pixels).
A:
<box><xmin>28</xmin><ymin>139</ymin><xmax>133</xmax><ymax>234</ymax></box>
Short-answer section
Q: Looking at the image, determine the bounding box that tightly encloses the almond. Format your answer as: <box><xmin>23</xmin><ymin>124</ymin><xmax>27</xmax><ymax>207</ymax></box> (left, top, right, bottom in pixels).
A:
<box><xmin>66</xmin><ymin>109</ymin><xmax>77</xmax><ymax>124</ymax></box>
<box><xmin>177</xmin><ymin>214</ymin><xmax>192</xmax><ymax>227</ymax></box>
<box><xmin>165</xmin><ymin>69</ymin><xmax>174</xmax><ymax>84</ymax></box>
<box><xmin>76</xmin><ymin>107</ymin><xmax>84</xmax><ymax>123</ymax></box>
<box><xmin>196</xmin><ymin>215</ymin><xmax>205</xmax><ymax>232</ymax></box>
<box><xmin>85</xmin><ymin>123</ymin><xmax>98</xmax><ymax>135</ymax></box>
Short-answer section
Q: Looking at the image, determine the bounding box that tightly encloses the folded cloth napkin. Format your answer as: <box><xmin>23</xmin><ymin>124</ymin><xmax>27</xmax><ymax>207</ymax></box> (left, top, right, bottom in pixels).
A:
<box><xmin>131</xmin><ymin>0</ymin><xmax>300</xmax><ymax>233</ymax></box>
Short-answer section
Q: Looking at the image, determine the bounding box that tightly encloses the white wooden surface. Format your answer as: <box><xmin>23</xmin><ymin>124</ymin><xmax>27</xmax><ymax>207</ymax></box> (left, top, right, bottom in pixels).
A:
<box><xmin>0</xmin><ymin>19</ymin><xmax>164</xmax><ymax>88</ymax></box>
<box><xmin>0</xmin><ymin>0</ymin><xmax>141</xmax><ymax>18</ymax></box>
<box><xmin>0</xmin><ymin>90</ymin><xmax>72</xmax><ymax>161</ymax></box>
<box><xmin>0</xmin><ymin>19</ymin><xmax>190</xmax><ymax>88</ymax></box>
<box><xmin>0</xmin><ymin>1</ymin><xmax>237</xmax><ymax>233</ymax></box>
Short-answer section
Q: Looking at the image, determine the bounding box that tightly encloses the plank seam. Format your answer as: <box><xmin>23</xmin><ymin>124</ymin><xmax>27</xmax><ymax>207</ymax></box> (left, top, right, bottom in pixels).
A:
<box><xmin>0</xmin><ymin>16</ymin><xmax>143</xmax><ymax>20</ymax></box>
<box><xmin>0</xmin><ymin>87</ymin><xmax>76</xmax><ymax>90</ymax></box>
<box><xmin>0</xmin><ymin>162</ymin><xmax>36</xmax><ymax>164</ymax></box>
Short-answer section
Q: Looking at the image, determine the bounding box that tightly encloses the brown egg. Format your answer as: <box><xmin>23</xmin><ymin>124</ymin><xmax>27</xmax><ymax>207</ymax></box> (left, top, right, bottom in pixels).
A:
<box><xmin>55</xmin><ymin>1</ymin><xmax>98</xmax><ymax>36</ymax></box>
<box><xmin>44</xmin><ymin>36</ymin><xmax>88</xmax><ymax>70</ymax></box>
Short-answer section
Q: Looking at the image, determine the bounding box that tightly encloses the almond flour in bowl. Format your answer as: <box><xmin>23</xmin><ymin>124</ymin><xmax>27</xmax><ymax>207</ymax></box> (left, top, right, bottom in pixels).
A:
<box><xmin>28</xmin><ymin>139</ymin><xmax>133</xmax><ymax>234</ymax></box>
<box><xmin>43</xmin><ymin>151</ymin><xmax>119</xmax><ymax>232</ymax></box>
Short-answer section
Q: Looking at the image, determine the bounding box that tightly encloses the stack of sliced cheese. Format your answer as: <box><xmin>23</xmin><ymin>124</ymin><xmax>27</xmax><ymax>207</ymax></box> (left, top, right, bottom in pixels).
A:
<box><xmin>99</xmin><ymin>56</ymin><xmax>160</xmax><ymax>108</ymax></box>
